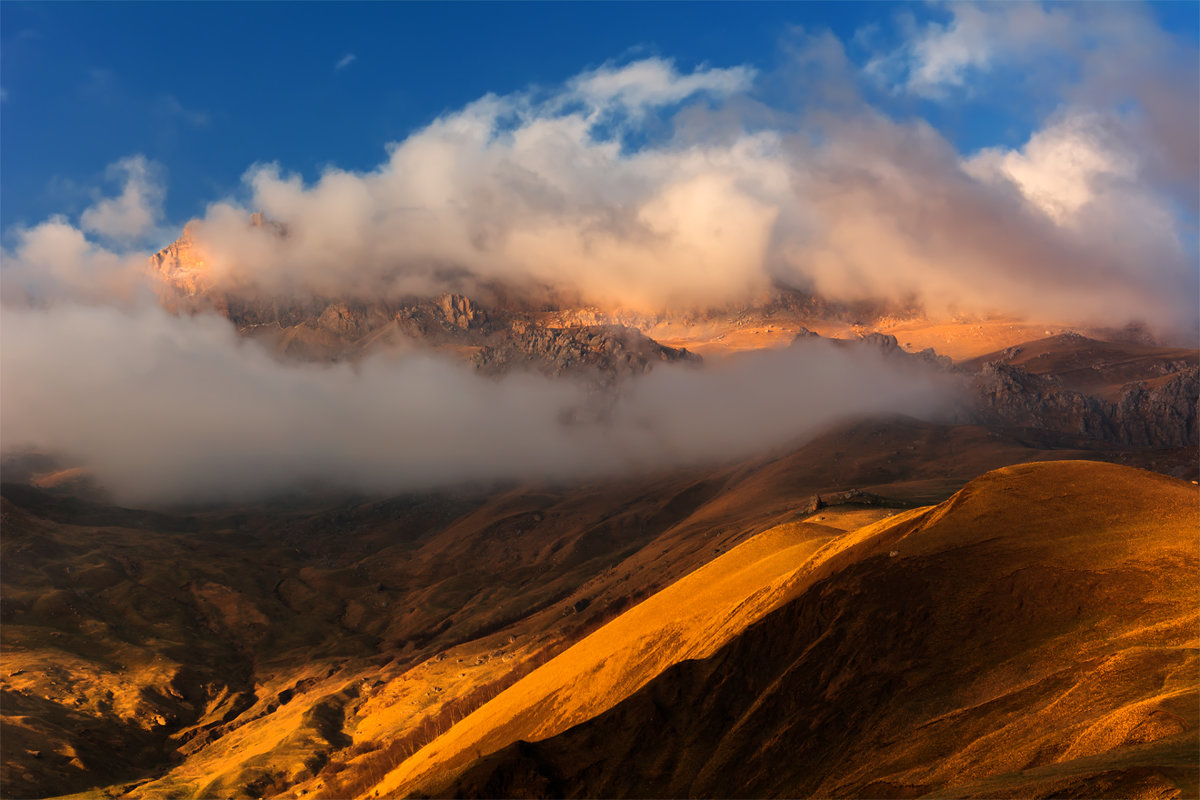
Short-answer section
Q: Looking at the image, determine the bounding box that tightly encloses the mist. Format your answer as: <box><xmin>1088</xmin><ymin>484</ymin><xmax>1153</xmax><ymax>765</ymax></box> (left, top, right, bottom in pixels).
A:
<box><xmin>0</xmin><ymin>304</ymin><xmax>954</xmax><ymax>505</ymax></box>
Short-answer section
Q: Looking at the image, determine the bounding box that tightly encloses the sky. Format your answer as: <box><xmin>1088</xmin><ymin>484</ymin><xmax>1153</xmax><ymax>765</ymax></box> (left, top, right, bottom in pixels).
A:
<box><xmin>3</xmin><ymin>1</ymin><xmax>1194</xmax><ymax>235</ymax></box>
<box><xmin>1</xmin><ymin>1</ymin><xmax>1198</xmax><ymax>503</ymax></box>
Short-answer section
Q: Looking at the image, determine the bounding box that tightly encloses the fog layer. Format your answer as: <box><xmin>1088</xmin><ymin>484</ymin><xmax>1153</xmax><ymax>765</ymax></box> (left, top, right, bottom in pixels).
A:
<box><xmin>1</xmin><ymin>304</ymin><xmax>953</xmax><ymax>504</ymax></box>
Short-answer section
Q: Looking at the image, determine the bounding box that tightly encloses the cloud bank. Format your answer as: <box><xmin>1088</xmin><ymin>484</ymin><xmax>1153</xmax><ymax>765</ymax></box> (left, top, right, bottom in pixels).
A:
<box><xmin>6</xmin><ymin>4</ymin><xmax>1196</xmax><ymax>327</ymax></box>
<box><xmin>161</xmin><ymin>6</ymin><xmax>1196</xmax><ymax>329</ymax></box>
<box><xmin>0</xmin><ymin>304</ymin><xmax>953</xmax><ymax>504</ymax></box>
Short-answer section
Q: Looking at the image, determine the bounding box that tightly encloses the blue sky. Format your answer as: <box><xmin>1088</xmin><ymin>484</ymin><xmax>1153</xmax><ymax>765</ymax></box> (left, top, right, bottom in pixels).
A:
<box><xmin>1</xmin><ymin>1</ymin><xmax>1197</xmax><ymax>331</ymax></box>
<box><xmin>4</xmin><ymin>1</ymin><xmax>1193</xmax><ymax>234</ymax></box>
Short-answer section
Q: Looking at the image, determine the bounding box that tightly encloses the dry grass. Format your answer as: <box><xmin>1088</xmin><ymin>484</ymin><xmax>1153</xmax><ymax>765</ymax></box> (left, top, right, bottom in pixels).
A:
<box><xmin>409</xmin><ymin>461</ymin><xmax>1199</xmax><ymax>799</ymax></box>
<box><xmin>368</xmin><ymin>519</ymin><xmax>852</xmax><ymax>797</ymax></box>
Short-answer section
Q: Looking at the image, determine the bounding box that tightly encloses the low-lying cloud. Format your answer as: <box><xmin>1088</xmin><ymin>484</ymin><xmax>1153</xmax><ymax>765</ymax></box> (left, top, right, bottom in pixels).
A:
<box><xmin>0</xmin><ymin>304</ymin><xmax>954</xmax><ymax>505</ymax></box>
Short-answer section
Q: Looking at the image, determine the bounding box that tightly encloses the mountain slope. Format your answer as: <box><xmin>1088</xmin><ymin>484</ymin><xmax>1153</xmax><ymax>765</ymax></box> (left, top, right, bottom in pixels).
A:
<box><xmin>429</xmin><ymin>461</ymin><xmax>1199</xmax><ymax>799</ymax></box>
<box><xmin>364</xmin><ymin>514</ymin><xmax>908</xmax><ymax>797</ymax></box>
<box><xmin>2</xmin><ymin>430</ymin><xmax>1193</xmax><ymax>798</ymax></box>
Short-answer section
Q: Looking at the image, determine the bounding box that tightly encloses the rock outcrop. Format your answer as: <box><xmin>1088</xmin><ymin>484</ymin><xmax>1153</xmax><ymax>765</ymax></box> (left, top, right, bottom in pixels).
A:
<box><xmin>473</xmin><ymin>325</ymin><xmax>699</xmax><ymax>384</ymax></box>
<box><xmin>971</xmin><ymin>362</ymin><xmax>1198</xmax><ymax>448</ymax></box>
<box><xmin>437</xmin><ymin>293</ymin><xmax>486</xmax><ymax>330</ymax></box>
<box><xmin>1109</xmin><ymin>366</ymin><xmax>1199</xmax><ymax>448</ymax></box>
<box><xmin>855</xmin><ymin>332</ymin><xmax>953</xmax><ymax>369</ymax></box>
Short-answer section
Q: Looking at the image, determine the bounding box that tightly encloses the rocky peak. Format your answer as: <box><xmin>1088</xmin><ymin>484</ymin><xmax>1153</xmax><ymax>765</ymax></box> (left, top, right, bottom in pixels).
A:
<box><xmin>148</xmin><ymin>222</ymin><xmax>208</xmax><ymax>297</ymax></box>
<box><xmin>247</xmin><ymin>211</ymin><xmax>289</xmax><ymax>238</ymax></box>
<box><xmin>436</xmin><ymin>293</ymin><xmax>486</xmax><ymax>330</ymax></box>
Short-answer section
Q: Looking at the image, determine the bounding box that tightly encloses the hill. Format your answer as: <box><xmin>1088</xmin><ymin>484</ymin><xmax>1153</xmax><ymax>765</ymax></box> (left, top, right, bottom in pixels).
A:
<box><xmin>419</xmin><ymin>461</ymin><xmax>1198</xmax><ymax>799</ymax></box>
<box><xmin>2</xmin><ymin>424</ymin><xmax>1195</xmax><ymax>798</ymax></box>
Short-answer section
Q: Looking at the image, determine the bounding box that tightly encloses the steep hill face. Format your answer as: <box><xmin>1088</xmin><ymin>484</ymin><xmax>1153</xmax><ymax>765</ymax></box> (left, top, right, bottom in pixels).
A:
<box><xmin>966</xmin><ymin>334</ymin><xmax>1199</xmax><ymax>449</ymax></box>
<box><xmin>427</xmin><ymin>462</ymin><xmax>1198</xmax><ymax>799</ymax></box>
<box><xmin>364</xmin><ymin>516</ymin><xmax>863</xmax><ymax>796</ymax></box>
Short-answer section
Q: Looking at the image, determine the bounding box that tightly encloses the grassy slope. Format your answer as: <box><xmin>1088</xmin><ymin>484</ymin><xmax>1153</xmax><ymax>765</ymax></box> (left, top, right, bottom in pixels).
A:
<box><xmin>428</xmin><ymin>461</ymin><xmax>1198</xmax><ymax>799</ymax></box>
<box><xmin>367</xmin><ymin>514</ymin><xmax>914</xmax><ymax>797</ymax></box>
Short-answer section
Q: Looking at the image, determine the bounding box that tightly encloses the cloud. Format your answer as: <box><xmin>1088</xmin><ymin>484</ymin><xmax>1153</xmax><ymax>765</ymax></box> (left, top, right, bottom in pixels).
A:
<box><xmin>965</xmin><ymin>112</ymin><xmax>1136</xmax><ymax>223</ymax></box>
<box><xmin>79</xmin><ymin>155</ymin><xmax>166</xmax><ymax>244</ymax></box>
<box><xmin>0</xmin><ymin>216</ymin><xmax>151</xmax><ymax>305</ymax></box>
<box><xmin>2</xmin><ymin>8</ymin><xmax>1195</xmax><ymax>504</ymax></box>
<box><xmin>866</xmin><ymin>3</ymin><xmax>1074</xmax><ymax>98</ymax></box>
<box><xmin>170</xmin><ymin>39</ymin><xmax>1196</xmax><ymax>330</ymax></box>
<box><xmin>566</xmin><ymin>58</ymin><xmax>755</xmax><ymax>115</ymax></box>
<box><xmin>781</xmin><ymin>110</ymin><xmax>1195</xmax><ymax>327</ymax></box>
<box><xmin>0</xmin><ymin>303</ymin><xmax>953</xmax><ymax>504</ymax></box>
<box><xmin>160</xmin><ymin>94</ymin><xmax>210</xmax><ymax>127</ymax></box>
<box><xmin>335</xmin><ymin>53</ymin><xmax>356</xmax><ymax>72</ymax></box>
<box><xmin>187</xmin><ymin>58</ymin><xmax>785</xmax><ymax>310</ymax></box>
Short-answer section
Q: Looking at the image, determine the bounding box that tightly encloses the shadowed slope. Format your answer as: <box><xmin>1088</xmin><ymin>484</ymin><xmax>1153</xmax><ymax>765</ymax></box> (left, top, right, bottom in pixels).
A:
<box><xmin>366</xmin><ymin>513</ymin><xmax>915</xmax><ymax>797</ymax></box>
<box><xmin>432</xmin><ymin>461</ymin><xmax>1199</xmax><ymax>799</ymax></box>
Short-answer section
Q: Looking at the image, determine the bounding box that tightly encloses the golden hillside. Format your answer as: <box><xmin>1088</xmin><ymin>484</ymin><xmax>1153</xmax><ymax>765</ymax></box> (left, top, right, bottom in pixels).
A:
<box><xmin>411</xmin><ymin>461</ymin><xmax>1198</xmax><ymax>798</ymax></box>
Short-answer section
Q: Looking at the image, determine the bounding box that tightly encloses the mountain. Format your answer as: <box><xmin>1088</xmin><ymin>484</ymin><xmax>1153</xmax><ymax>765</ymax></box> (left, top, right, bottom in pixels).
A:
<box><xmin>419</xmin><ymin>461</ymin><xmax>1199</xmax><ymax>799</ymax></box>
<box><xmin>1</xmin><ymin>223</ymin><xmax>1195</xmax><ymax>799</ymax></box>
<box><xmin>967</xmin><ymin>334</ymin><xmax>1199</xmax><ymax>448</ymax></box>
<box><xmin>145</xmin><ymin>222</ymin><xmax>1199</xmax><ymax>455</ymax></box>
<box><xmin>2</xmin><ymin>419</ymin><xmax>1195</xmax><ymax>799</ymax></box>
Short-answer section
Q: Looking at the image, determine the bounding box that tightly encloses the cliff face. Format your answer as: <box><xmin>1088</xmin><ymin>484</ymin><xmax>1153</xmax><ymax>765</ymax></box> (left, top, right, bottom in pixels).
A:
<box><xmin>1109</xmin><ymin>367</ymin><xmax>1199</xmax><ymax>447</ymax></box>
<box><xmin>971</xmin><ymin>362</ymin><xmax>1199</xmax><ymax>449</ymax></box>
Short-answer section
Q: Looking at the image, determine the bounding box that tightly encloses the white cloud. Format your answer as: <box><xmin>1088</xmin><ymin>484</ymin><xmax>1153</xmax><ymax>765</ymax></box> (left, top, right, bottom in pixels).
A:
<box><xmin>965</xmin><ymin>112</ymin><xmax>1136</xmax><ymax>223</ymax></box>
<box><xmin>0</xmin><ymin>216</ymin><xmax>149</xmax><ymax>304</ymax></box>
<box><xmin>165</xmin><ymin>47</ymin><xmax>1196</xmax><ymax>331</ymax></box>
<box><xmin>566</xmin><ymin>58</ymin><xmax>755</xmax><ymax>115</ymax></box>
<box><xmin>869</xmin><ymin>3</ymin><xmax>1073</xmax><ymax>98</ymax></box>
<box><xmin>160</xmin><ymin>94</ymin><xmax>210</xmax><ymax>126</ymax></box>
<box><xmin>79</xmin><ymin>155</ymin><xmax>165</xmax><ymax>244</ymax></box>
<box><xmin>335</xmin><ymin>53</ymin><xmax>356</xmax><ymax>72</ymax></box>
<box><xmin>0</xmin><ymin>303</ymin><xmax>952</xmax><ymax>504</ymax></box>
<box><xmin>187</xmin><ymin>59</ymin><xmax>785</xmax><ymax>310</ymax></box>
<box><xmin>906</xmin><ymin>5</ymin><xmax>995</xmax><ymax>95</ymax></box>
